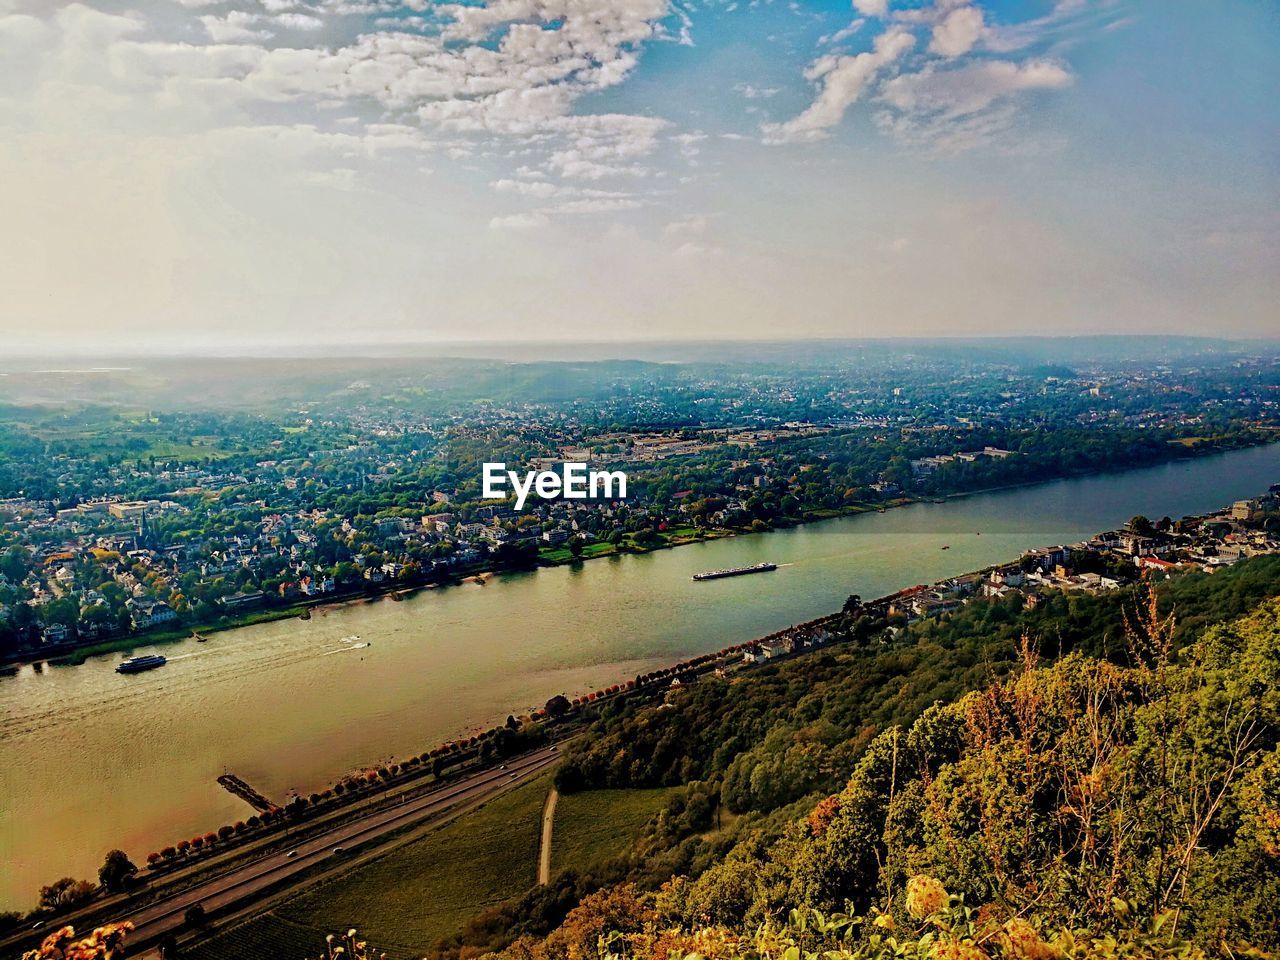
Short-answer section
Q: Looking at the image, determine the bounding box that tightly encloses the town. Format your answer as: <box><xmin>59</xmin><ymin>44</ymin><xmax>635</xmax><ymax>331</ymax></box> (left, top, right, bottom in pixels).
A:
<box><xmin>1</xmin><ymin>345</ymin><xmax>1278</xmax><ymax>664</ymax></box>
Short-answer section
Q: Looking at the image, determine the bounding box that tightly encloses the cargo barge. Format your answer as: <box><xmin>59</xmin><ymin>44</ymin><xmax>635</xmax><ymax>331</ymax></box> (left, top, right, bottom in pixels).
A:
<box><xmin>692</xmin><ymin>562</ymin><xmax>777</xmax><ymax>582</ymax></box>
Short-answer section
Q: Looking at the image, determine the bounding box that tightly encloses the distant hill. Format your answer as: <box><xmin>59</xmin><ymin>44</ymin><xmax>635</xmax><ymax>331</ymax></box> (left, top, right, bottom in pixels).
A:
<box><xmin>1</xmin><ymin>336</ymin><xmax>1275</xmax><ymax>411</ymax></box>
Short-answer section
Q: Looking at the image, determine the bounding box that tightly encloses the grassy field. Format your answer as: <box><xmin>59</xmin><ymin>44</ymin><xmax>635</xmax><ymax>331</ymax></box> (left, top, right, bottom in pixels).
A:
<box><xmin>551</xmin><ymin>787</ymin><xmax>676</xmax><ymax>874</ymax></box>
<box><xmin>183</xmin><ymin>779</ymin><xmax>675</xmax><ymax>960</ymax></box>
<box><xmin>538</xmin><ymin>541</ymin><xmax>620</xmax><ymax>564</ymax></box>
<box><xmin>187</xmin><ymin>774</ymin><xmax>551</xmax><ymax>960</ymax></box>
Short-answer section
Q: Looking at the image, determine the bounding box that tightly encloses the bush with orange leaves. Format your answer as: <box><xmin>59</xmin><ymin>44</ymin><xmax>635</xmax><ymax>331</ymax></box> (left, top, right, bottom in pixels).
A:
<box><xmin>605</xmin><ymin>893</ymin><xmax>1213</xmax><ymax>960</ymax></box>
<box><xmin>477</xmin><ymin>873</ymin><xmax>1218</xmax><ymax>960</ymax></box>
<box><xmin>21</xmin><ymin>922</ymin><xmax>133</xmax><ymax>960</ymax></box>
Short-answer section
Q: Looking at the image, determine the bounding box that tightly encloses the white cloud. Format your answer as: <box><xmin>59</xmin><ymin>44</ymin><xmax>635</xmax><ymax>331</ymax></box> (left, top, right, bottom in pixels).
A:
<box><xmin>877</xmin><ymin>58</ymin><xmax>1073</xmax><ymax>151</ymax></box>
<box><xmin>272</xmin><ymin>12</ymin><xmax>324</xmax><ymax>30</ymax></box>
<box><xmin>0</xmin><ymin>11</ymin><xmax>50</xmax><ymax>50</ymax></box>
<box><xmin>819</xmin><ymin>18</ymin><xmax>865</xmax><ymax>46</ymax></box>
<box><xmin>554</xmin><ymin>196</ymin><xmax>642</xmax><ymax>213</ymax></box>
<box><xmin>735</xmin><ymin>82</ymin><xmax>779</xmax><ymax>99</ymax></box>
<box><xmin>491</xmin><ymin>178</ymin><xmax>635</xmax><ymax>200</ymax></box>
<box><xmin>928</xmin><ymin>4</ymin><xmax>984</xmax><ymax>58</ymax></box>
<box><xmin>852</xmin><ymin>0</ymin><xmax>888</xmax><ymax>17</ymax></box>
<box><xmin>490</xmin><ymin>211</ymin><xmax>549</xmax><ymax>230</ymax></box>
<box><xmin>665</xmin><ymin>214</ymin><xmax>708</xmax><ymax>237</ymax></box>
<box><xmin>493</xmin><ymin>178</ymin><xmax>562</xmax><ymax>199</ymax></box>
<box><xmin>199</xmin><ymin>12</ymin><xmax>272</xmax><ymax>43</ymax></box>
<box><xmin>762</xmin><ymin>26</ymin><xmax>914</xmax><ymax>144</ymax></box>
<box><xmin>20</xmin><ymin>0</ymin><xmax>682</xmax><ymax>205</ymax></box>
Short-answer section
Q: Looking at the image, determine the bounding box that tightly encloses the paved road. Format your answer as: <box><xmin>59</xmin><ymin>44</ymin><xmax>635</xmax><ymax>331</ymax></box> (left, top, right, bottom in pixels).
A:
<box><xmin>116</xmin><ymin>746</ymin><xmax>563</xmax><ymax>952</ymax></box>
<box><xmin>537</xmin><ymin>787</ymin><xmax>559</xmax><ymax>885</ymax></box>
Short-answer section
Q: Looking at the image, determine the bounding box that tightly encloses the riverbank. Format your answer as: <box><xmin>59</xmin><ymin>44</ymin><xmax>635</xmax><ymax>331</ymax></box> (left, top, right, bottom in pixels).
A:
<box><xmin>9</xmin><ymin>437</ymin><xmax>1276</xmax><ymax>671</ymax></box>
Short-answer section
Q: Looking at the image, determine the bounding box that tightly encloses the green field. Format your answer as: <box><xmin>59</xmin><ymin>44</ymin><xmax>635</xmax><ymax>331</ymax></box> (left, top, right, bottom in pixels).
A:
<box><xmin>188</xmin><ymin>775</ymin><xmax>550</xmax><ymax>960</ymax></box>
<box><xmin>537</xmin><ymin>541</ymin><xmax>619</xmax><ymax>564</ymax></box>
<box><xmin>183</xmin><ymin>778</ymin><xmax>674</xmax><ymax>960</ymax></box>
<box><xmin>550</xmin><ymin>787</ymin><xmax>675</xmax><ymax>873</ymax></box>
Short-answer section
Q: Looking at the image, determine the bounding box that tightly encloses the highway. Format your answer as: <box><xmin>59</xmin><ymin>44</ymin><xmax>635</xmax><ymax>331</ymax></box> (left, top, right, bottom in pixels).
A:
<box><xmin>113</xmin><ymin>746</ymin><xmax>563</xmax><ymax>953</ymax></box>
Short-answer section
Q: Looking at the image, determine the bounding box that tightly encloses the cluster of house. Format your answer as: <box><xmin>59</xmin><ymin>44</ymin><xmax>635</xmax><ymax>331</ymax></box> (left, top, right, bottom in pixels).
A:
<box><xmin>910</xmin><ymin>446</ymin><xmax>1016</xmax><ymax>476</ymax></box>
<box><xmin>738</xmin><ymin>621</ymin><xmax>837</xmax><ymax>664</ymax></box>
<box><xmin>2</xmin><ymin>486</ymin><xmax>652</xmax><ymax>650</ymax></box>
<box><xmin>869</xmin><ymin>488</ymin><xmax>1280</xmax><ymax>631</ymax></box>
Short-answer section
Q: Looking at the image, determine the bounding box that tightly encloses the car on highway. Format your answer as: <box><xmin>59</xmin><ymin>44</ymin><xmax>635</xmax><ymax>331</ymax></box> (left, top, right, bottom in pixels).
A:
<box><xmin>286</xmin><ymin>850</ymin><xmax>297</xmax><ymax>858</ymax></box>
<box><xmin>332</xmin><ymin>846</ymin><xmax>345</xmax><ymax>855</ymax></box>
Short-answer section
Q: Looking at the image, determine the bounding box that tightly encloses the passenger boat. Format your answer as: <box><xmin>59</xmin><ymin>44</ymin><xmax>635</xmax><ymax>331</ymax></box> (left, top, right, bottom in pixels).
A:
<box><xmin>116</xmin><ymin>654</ymin><xmax>167</xmax><ymax>674</ymax></box>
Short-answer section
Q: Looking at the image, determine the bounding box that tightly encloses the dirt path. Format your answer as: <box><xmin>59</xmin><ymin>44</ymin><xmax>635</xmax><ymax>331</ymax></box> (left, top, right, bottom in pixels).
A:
<box><xmin>537</xmin><ymin>786</ymin><xmax>559</xmax><ymax>885</ymax></box>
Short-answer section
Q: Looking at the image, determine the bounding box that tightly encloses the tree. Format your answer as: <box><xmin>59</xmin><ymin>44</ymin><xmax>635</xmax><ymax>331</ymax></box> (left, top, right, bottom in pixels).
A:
<box><xmin>39</xmin><ymin>877</ymin><xmax>96</xmax><ymax>912</ymax></box>
<box><xmin>98</xmin><ymin>850</ymin><xmax>137</xmax><ymax>892</ymax></box>
<box><xmin>184</xmin><ymin>903</ymin><xmax>206</xmax><ymax>927</ymax></box>
<box><xmin>568</xmin><ymin>536</ymin><xmax>584</xmax><ymax>559</ymax></box>
<box><xmin>1128</xmin><ymin>514</ymin><xmax>1154</xmax><ymax>536</ymax></box>
<box><xmin>544</xmin><ymin>694</ymin><xmax>571</xmax><ymax>718</ymax></box>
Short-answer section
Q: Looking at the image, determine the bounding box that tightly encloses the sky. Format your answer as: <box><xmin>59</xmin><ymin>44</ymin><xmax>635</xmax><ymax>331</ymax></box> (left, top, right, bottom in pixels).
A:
<box><xmin>0</xmin><ymin>0</ymin><xmax>1276</xmax><ymax>352</ymax></box>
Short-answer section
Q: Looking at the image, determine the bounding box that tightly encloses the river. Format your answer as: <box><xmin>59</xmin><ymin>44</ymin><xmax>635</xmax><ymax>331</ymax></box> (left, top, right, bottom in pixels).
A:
<box><xmin>1</xmin><ymin>442</ymin><xmax>1277</xmax><ymax>909</ymax></box>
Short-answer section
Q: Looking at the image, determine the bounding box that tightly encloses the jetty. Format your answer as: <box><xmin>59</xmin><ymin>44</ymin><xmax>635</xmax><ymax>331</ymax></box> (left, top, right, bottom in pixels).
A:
<box><xmin>217</xmin><ymin>773</ymin><xmax>274</xmax><ymax>812</ymax></box>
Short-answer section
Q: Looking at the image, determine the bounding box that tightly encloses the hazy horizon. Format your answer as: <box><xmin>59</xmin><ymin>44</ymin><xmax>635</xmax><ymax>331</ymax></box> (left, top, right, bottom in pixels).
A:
<box><xmin>1</xmin><ymin>1</ymin><xmax>1276</xmax><ymax>348</ymax></box>
<box><xmin>4</xmin><ymin>333</ymin><xmax>1278</xmax><ymax>371</ymax></box>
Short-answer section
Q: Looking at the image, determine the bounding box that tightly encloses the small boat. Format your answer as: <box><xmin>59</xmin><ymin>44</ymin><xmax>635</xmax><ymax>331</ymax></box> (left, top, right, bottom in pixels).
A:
<box><xmin>116</xmin><ymin>654</ymin><xmax>167</xmax><ymax>674</ymax></box>
<box><xmin>940</xmin><ymin>545</ymin><xmax>950</xmax><ymax>550</ymax></box>
<box><xmin>193</xmin><ymin>632</ymin><xmax>208</xmax><ymax>642</ymax></box>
